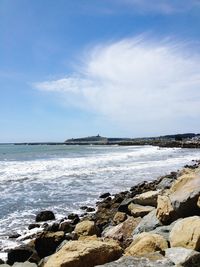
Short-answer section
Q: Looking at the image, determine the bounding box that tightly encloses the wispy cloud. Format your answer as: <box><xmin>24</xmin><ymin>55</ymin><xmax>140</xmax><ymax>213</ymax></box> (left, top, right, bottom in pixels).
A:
<box><xmin>34</xmin><ymin>36</ymin><xmax>200</xmax><ymax>135</ymax></box>
<box><xmin>113</xmin><ymin>0</ymin><xmax>200</xmax><ymax>14</ymax></box>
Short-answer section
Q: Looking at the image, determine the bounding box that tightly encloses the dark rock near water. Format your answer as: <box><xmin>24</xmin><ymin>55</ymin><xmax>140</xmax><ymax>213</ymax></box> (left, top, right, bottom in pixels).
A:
<box><xmin>100</xmin><ymin>192</ymin><xmax>111</xmax><ymax>199</ymax></box>
<box><xmin>46</xmin><ymin>222</ymin><xmax>59</xmax><ymax>232</ymax></box>
<box><xmin>28</xmin><ymin>224</ymin><xmax>40</xmax><ymax>231</ymax></box>
<box><xmin>86</xmin><ymin>207</ymin><xmax>95</xmax><ymax>212</ymax></box>
<box><xmin>67</xmin><ymin>213</ymin><xmax>78</xmax><ymax>220</ymax></box>
<box><xmin>34</xmin><ymin>231</ymin><xmax>65</xmax><ymax>258</ymax></box>
<box><xmin>8</xmin><ymin>233</ymin><xmax>21</xmax><ymax>239</ymax></box>
<box><xmin>58</xmin><ymin>221</ymin><xmax>75</xmax><ymax>233</ymax></box>
<box><xmin>7</xmin><ymin>245</ymin><xmax>36</xmax><ymax>265</ymax></box>
<box><xmin>118</xmin><ymin>198</ymin><xmax>133</xmax><ymax>213</ymax></box>
<box><xmin>35</xmin><ymin>211</ymin><xmax>55</xmax><ymax>222</ymax></box>
<box><xmin>0</xmin><ymin>259</ymin><xmax>5</xmax><ymax>264</ymax></box>
<box><xmin>80</xmin><ymin>206</ymin><xmax>88</xmax><ymax>210</ymax></box>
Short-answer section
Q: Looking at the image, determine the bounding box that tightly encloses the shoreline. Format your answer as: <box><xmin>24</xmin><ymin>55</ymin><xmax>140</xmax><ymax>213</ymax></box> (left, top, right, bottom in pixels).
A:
<box><xmin>1</xmin><ymin>159</ymin><xmax>200</xmax><ymax>266</ymax></box>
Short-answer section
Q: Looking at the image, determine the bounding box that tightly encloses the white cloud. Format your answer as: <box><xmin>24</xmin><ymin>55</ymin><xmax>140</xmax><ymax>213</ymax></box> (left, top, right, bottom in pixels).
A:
<box><xmin>35</xmin><ymin>36</ymin><xmax>200</xmax><ymax>135</ymax></box>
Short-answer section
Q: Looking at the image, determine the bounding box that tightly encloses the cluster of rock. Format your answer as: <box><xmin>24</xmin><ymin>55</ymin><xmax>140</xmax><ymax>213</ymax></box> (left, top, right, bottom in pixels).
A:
<box><xmin>1</xmin><ymin>161</ymin><xmax>200</xmax><ymax>267</ymax></box>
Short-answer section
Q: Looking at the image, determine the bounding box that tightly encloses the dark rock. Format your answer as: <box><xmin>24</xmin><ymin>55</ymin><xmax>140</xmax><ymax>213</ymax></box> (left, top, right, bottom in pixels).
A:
<box><xmin>8</xmin><ymin>233</ymin><xmax>21</xmax><ymax>239</ymax></box>
<box><xmin>100</xmin><ymin>192</ymin><xmax>111</xmax><ymax>199</ymax></box>
<box><xmin>59</xmin><ymin>221</ymin><xmax>75</xmax><ymax>233</ymax></box>
<box><xmin>118</xmin><ymin>198</ymin><xmax>133</xmax><ymax>213</ymax></box>
<box><xmin>34</xmin><ymin>231</ymin><xmax>65</xmax><ymax>258</ymax></box>
<box><xmin>80</xmin><ymin>206</ymin><xmax>88</xmax><ymax>210</ymax></box>
<box><xmin>86</xmin><ymin>207</ymin><xmax>95</xmax><ymax>212</ymax></box>
<box><xmin>28</xmin><ymin>224</ymin><xmax>40</xmax><ymax>230</ymax></box>
<box><xmin>7</xmin><ymin>245</ymin><xmax>36</xmax><ymax>265</ymax></box>
<box><xmin>0</xmin><ymin>259</ymin><xmax>4</xmax><ymax>264</ymax></box>
<box><xmin>35</xmin><ymin>211</ymin><xmax>55</xmax><ymax>222</ymax></box>
<box><xmin>46</xmin><ymin>222</ymin><xmax>59</xmax><ymax>232</ymax></box>
<box><xmin>71</xmin><ymin>216</ymin><xmax>80</xmax><ymax>225</ymax></box>
<box><xmin>156</xmin><ymin>178</ymin><xmax>173</xmax><ymax>190</ymax></box>
<box><xmin>68</xmin><ymin>213</ymin><xmax>79</xmax><ymax>220</ymax></box>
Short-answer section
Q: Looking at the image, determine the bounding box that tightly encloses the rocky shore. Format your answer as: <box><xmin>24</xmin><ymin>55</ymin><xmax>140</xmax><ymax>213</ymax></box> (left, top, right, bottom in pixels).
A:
<box><xmin>1</xmin><ymin>160</ymin><xmax>200</xmax><ymax>267</ymax></box>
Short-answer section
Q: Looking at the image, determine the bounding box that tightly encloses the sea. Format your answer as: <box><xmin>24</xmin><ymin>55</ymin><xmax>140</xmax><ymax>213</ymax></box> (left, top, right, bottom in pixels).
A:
<box><xmin>1</xmin><ymin>144</ymin><xmax>200</xmax><ymax>253</ymax></box>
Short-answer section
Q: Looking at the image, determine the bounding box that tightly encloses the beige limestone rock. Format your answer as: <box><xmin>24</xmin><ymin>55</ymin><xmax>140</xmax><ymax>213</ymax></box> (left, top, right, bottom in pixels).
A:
<box><xmin>113</xmin><ymin>212</ymin><xmax>127</xmax><ymax>224</ymax></box>
<box><xmin>133</xmin><ymin>190</ymin><xmax>160</xmax><ymax>207</ymax></box>
<box><xmin>125</xmin><ymin>232</ymin><xmax>168</xmax><ymax>256</ymax></box>
<box><xmin>74</xmin><ymin>220</ymin><xmax>99</xmax><ymax>237</ymax></box>
<box><xmin>43</xmin><ymin>238</ymin><xmax>123</xmax><ymax>267</ymax></box>
<box><xmin>169</xmin><ymin>216</ymin><xmax>200</xmax><ymax>250</ymax></box>
<box><xmin>156</xmin><ymin>167</ymin><xmax>200</xmax><ymax>223</ymax></box>
<box><xmin>128</xmin><ymin>203</ymin><xmax>154</xmax><ymax>217</ymax></box>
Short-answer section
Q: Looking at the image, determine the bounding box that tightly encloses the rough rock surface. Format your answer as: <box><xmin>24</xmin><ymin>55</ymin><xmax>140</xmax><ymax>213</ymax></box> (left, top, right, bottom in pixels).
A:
<box><xmin>128</xmin><ymin>203</ymin><xmax>154</xmax><ymax>217</ymax></box>
<box><xmin>169</xmin><ymin>216</ymin><xmax>200</xmax><ymax>250</ymax></box>
<box><xmin>125</xmin><ymin>232</ymin><xmax>168</xmax><ymax>256</ymax></box>
<box><xmin>133</xmin><ymin>209</ymin><xmax>162</xmax><ymax>235</ymax></box>
<box><xmin>113</xmin><ymin>212</ymin><xmax>127</xmax><ymax>224</ymax></box>
<box><xmin>7</xmin><ymin>245</ymin><xmax>36</xmax><ymax>266</ymax></box>
<box><xmin>74</xmin><ymin>220</ymin><xmax>99</xmax><ymax>237</ymax></box>
<box><xmin>95</xmin><ymin>255</ymin><xmax>174</xmax><ymax>267</ymax></box>
<box><xmin>43</xmin><ymin>238</ymin><xmax>123</xmax><ymax>267</ymax></box>
<box><xmin>103</xmin><ymin>217</ymin><xmax>141</xmax><ymax>247</ymax></box>
<box><xmin>132</xmin><ymin>190</ymin><xmax>160</xmax><ymax>207</ymax></box>
<box><xmin>35</xmin><ymin>211</ymin><xmax>55</xmax><ymax>222</ymax></box>
<box><xmin>157</xmin><ymin>168</ymin><xmax>200</xmax><ymax>223</ymax></box>
<box><xmin>35</xmin><ymin>231</ymin><xmax>65</xmax><ymax>258</ymax></box>
<box><xmin>165</xmin><ymin>247</ymin><xmax>200</xmax><ymax>266</ymax></box>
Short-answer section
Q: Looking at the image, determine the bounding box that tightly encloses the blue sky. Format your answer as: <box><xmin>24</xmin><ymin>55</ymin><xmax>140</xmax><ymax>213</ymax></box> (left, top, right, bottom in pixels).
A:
<box><xmin>1</xmin><ymin>0</ymin><xmax>200</xmax><ymax>142</ymax></box>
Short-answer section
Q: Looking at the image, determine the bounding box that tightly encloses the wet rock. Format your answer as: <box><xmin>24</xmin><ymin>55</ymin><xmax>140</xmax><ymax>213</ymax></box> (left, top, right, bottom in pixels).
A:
<box><xmin>28</xmin><ymin>224</ymin><xmax>40</xmax><ymax>231</ymax></box>
<box><xmin>156</xmin><ymin>178</ymin><xmax>173</xmax><ymax>190</ymax></box>
<box><xmin>43</xmin><ymin>238</ymin><xmax>123</xmax><ymax>267</ymax></box>
<box><xmin>46</xmin><ymin>223</ymin><xmax>59</xmax><ymax>232</ymax></box>
<box><xmin>165</xmin><ymin>247</ymin><xmax>200</xmax><ymax>267</ymax></box>
<box><xmin>7</xmin><ymin>245</ymin><xmax>36</xmax><ymax>265</ymax></box>
<box><xmin>0</xmin><ymin>259</ymin><xmax>5</xmax><ymax>264</ymax></box>
<box><xmin>113</xmin><ymin>212</ymin><xmax>127</xmax><ymax>224</ymax></box>
<box><xmin>125</xmin><ymin>232</ymin><xmax>168</xmax><ymax>256</ymax></box>
<box><xmin>95</xmin><ymin>255</ymin><xmax>174</xmax><ymax>267</ymax></box>
<box><xmin>74</xmin><ymin>220</ymin><xmax>99</xmax><ymax>237</ymax></box>
<box><xmin>58</xmin><ymin>221</ymin><xmax>75</xmax><ymax>233</ymax></box>
<box><xmin>80</xmin><ymin>206</ymin><xmax>88</xmax><ymax>210</ymax></box>
<box><xmin>86</xmin><ymin>207</ymin><xmax>95</xmax><ymax>212</ymax></box>
<box><xmin>8</xmin><ymin>233</ymin><xmax>21</xmax><ymax>239</ymax></box>
<box><xmin>169</xmin><ymin>216</ymin><xmax>200</xmax><ymax>250</ymax></box>
<box><xmin>35</xmin><ymin>231</ymin><xmax>65</xmax><ymax>258</ymax></box>
<box><xmin>118</xmin><ymin>198</ymin><xmax>133</xmax><ymax>213</ymax></box>
<box><xmin>133</xmin><ymin>209</ymin><xmax>162</xmax><ymax>235</ymax></box>
<box><xmin>100</xmin><ymin>192</ymin><xmax>111</xmax><ymax>199</ymax></box>
<box><xmin>128</xmin><ymin>203</ymin><xmax>154</xmax><ymax>217</ymax></box>
<box><xmin>67</xmin><ymin>213</ymin><xmax>79</xmax><ymax>220</ymax></box>
<box><xmin>35</xmin><ymin>211</ymin><xmax>55</xmax><ymax>222</ymax></box>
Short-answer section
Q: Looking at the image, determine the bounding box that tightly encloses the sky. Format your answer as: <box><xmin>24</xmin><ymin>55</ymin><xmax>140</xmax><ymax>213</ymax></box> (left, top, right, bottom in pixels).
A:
<box><xmin>1</xmin><ymin>0</ymin><xmax>200</xmax><ymax>142</ymax></box>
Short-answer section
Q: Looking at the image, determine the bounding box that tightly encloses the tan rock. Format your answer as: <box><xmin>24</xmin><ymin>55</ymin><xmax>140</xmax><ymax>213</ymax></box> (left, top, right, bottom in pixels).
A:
<box><xmin>74</xmin><ymin>220</ymin><xmax>99</xmax><ymax>237</ymax></box>
<box><xmin>125</xmin><ymin>232</ymin><xmax>168</xmax><ymax>256</ymax></box>
<box><xmin>169</xmin><ymin>216</ymin><xmax>200</xmax><ymax>250</ymax></box>
<box><xmin>133</xmin><ymin>190</ymin><xmax>160</xmax><ymax>207</ymax></box>
<box><xmin>156</xmin><ymin>167</ymin><xmax>200</xmax><ymax>223</ymax></box>
<box><xmin>128</xmin><ymin>203</ymin><xmax>154</xmax><ymax>217</ymax></box>
<box><xmin>113</xmin><ymin>212</ymin><xmax>127</xmax><ymax>224</ymax></box>
<box><xmin>43</xmin><ymin>238</ymin><xmax>123</xmax><ymax>267</ymax></box>
<box><xmin>103</xmin><ymin>217</ymin><xmax>141</xmax><ymax>247</ymax></box>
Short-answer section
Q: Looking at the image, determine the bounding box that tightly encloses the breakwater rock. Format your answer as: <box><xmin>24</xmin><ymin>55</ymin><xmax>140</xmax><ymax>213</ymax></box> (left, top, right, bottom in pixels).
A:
<box><xmin>1</xmin><ymin>161</ymin><xmax>200</xmax><ymax>266</ymax></box>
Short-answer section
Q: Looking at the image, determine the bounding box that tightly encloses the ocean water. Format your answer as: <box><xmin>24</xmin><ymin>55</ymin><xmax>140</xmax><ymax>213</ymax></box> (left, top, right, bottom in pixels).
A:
<box><xmin>1</xmin><ymin>144</ymin><xmax>200</xmax><ymax>251</ymax></box>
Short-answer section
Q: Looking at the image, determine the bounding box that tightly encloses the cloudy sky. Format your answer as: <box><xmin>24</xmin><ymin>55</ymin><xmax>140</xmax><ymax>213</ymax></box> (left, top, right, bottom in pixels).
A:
<box><xmin>1</xmin><ymin>0</ymin><xmax>200</xmax><ymax>142</ymax></box>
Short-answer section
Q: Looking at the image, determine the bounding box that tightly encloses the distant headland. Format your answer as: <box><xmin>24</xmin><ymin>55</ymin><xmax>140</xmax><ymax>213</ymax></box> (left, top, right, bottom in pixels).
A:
<box><xmin>13</xmin><ymin>133</ymin><xmax>200</xmax><ymax>148</ymax></box>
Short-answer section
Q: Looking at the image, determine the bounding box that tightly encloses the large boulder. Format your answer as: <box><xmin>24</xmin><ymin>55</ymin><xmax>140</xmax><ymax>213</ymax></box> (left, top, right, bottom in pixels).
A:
<box><xmin>133</xmin><ymin>209</ymin><xmax>162</xmax><ymax>235</ymax></box>
<box><xmin>95</xmin><ymin>255</ymin><xmax>174</xmax><ymax>267</ymax></box>
<box><xmin>35</xmin><ymin>211</ymin><xmax>55</xmax><ymax>222</ymax></box>
<box><xmin>35</xmin><ymin>231</ymin><xmax>65</xmax><ymax>258</ymax></box>
<box><xmin>43</xmin><ymin>238</ymin><xmax>122</xmax><ymax>267</ymax></box>
<box><xmin>165</xmin><ymin>247</ymin><xmax>200</xmax><ymax>267</ymax></box>
<box><xmin>102</xmin><ymin>217</ymin><xmax>141</xmax><ymax>247</ymax></box>
<box><xmin>128</xmin><ymin>203</ymin><xmax>154</xmax><ymax>217</ymax></box>
<box><xmin>132</xmin><ymin>191</ymin><xmax>160</xmax><ymax>207</ymax></box>
<box><xmin>74</xmin><ymin>220</ymin><xmax>99</xmax><ymax>237</ymax></box>
<box><xmin>169</xmin><ymin>216</ymin><xmax>200</xmax><ymax>250</ymax></box>
<box><xmin>7</xmin><ymin>245</ymin><xmax>36</xmax><ymax>266</ymax></box>
<box><xmin>125</xmin><ymin>233</ymin><xmax>168</xmax><ymax>256</ymax></box>
<box><xmin>157</xmin><ymin>168</ymin><xmax>200</xmax><ymax>224</ymax></box>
